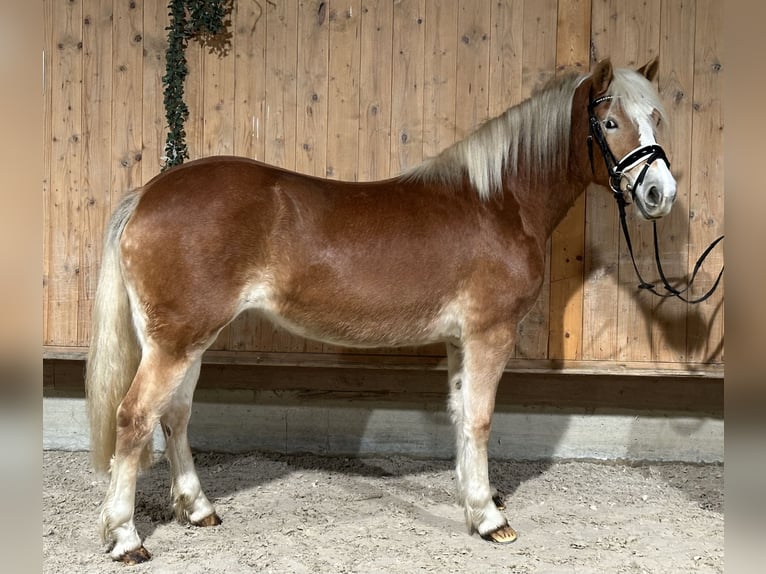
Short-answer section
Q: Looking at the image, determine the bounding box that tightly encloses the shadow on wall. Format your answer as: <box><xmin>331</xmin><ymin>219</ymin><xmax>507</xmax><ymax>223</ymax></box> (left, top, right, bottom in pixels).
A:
<box><xmin>582</xmin><ymin>194</ymin><xmax>724</xmax><ymax>368</ymax></box>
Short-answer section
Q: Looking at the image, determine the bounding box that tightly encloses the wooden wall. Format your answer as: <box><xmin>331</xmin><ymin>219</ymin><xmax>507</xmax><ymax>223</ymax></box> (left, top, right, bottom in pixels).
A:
<box><xmin>43</xmin><ymin>0</ymin><xmax>724</xmax><ymax>377</ymax></box>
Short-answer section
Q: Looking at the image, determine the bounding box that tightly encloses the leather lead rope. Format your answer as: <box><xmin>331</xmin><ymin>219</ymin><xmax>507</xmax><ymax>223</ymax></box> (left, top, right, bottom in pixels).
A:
<box><xmin>615</xmin><ymin>185</ymin><xmax>724</xmax><ymax>304</ymax></box>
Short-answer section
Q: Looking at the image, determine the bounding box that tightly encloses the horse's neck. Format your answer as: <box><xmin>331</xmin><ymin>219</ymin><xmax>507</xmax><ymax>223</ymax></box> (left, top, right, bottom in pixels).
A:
<box><xmin>503</xmin><ymin>169</ymin><xmax>587</xmax><ymax>241</ymax></box>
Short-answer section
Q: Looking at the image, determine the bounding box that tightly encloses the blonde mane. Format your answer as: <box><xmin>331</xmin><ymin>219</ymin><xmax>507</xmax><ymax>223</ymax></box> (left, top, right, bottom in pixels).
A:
<box><xmin>403</xmin><ymin>66</ymin><xmax>665</xmax><ymax>200</ymax></box>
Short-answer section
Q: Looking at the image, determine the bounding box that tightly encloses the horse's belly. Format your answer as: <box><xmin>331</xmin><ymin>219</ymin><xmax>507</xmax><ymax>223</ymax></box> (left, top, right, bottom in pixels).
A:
<box><xmin>243</xmin><ymin>281</ymin><xmax>458</xmax><ymax>348</ymax></box>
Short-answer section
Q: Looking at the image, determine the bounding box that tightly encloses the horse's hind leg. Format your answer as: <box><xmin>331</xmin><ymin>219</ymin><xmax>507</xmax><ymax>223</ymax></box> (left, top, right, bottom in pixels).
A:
<box><xmin>448</xmin><ymin>331</ymin><xmax>517</xmax><ymax>543</ymax></box>
<box><xmin>160</xmin><ymin>357</ymin><xmax>221</xmax><ymax>527</ymax></box>
<box><xmin>99</xmin><ymin>346</ymin><xmax>196</xmax><ymax>563</ymax></box>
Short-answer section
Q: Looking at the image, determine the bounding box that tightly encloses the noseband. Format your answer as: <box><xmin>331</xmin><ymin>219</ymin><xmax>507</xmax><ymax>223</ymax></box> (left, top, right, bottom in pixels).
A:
<box><xmin>586</xmin><ymin>94</ymin><xmax>724</xmax><ymax>304</ymax></box>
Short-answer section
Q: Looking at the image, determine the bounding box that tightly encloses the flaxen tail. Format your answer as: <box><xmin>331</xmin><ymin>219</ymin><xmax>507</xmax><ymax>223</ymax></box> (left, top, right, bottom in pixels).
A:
<box><xmin>85</xmin><ymin>191</ymin><xmax>151</xmax><ymax>473</ymax></box>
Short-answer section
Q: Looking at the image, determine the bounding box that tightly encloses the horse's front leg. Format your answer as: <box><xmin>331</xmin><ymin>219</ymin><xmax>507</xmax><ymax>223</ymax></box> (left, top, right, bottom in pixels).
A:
<box><xmin>449</xmin><ymin>328</ymin><xmax>517</xmax><ymax>543</ymax></box>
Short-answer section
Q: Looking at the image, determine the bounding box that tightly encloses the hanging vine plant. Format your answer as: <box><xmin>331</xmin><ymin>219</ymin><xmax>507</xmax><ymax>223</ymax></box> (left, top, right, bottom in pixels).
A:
<box><xmin>162</xmin><ymin>0</ymin><xmax>232</xmax><ymax>170</ymax></box>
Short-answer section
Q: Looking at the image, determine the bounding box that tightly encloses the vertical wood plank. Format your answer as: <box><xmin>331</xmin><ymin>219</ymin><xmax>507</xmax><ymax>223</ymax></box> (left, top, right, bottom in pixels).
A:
<box><xmin>47</xmin><ymin>0</ymin><xmax>83</xmax><ymax>346</ymax></box>
<box><xmin>202</xmin><ymin>22</ymin><xmax>236</xmax><ymax>158</ymax></box>
<box><xmin>233</xmin><ymin>0</ymin><xmax>267</xmax><ymax>162</ymax></box>
<box><xmin>264</xmin><ymin>0</ymin><xmax>299</xmax><ymax>171</ymax></box>
<box><xmin>423</xmin><ymin>0</ymin><xmax>458</xmax><ymax>158</ymax></box>
<box><xmin>548</xmin><ymin>0</ymin><xmax>591</xmax><ymax>361</ymax></box>
<box><xmin>583</xmin><ymin>0</ymin><xmax>617</xmax><ymax>362</ymax></box>
<box><xmin>514</xmin><ymin>0</ymin><xmax>557</xmax><ymax>359</ymax></box>
<box><xmin>296</xmin><ymin>0</ymin><xmax>330</xmax><ymax>178</ymax></box>
<box><xmin>141</xmin><ymin>0</ymin><xmax>169</xmax><ymax>181</ymax></box>
<box><xmin>488</xmin><ymin>0</ymin><xmax>524</xmax><ymax>116</ymax></box>
<box><xmin>613</xmin><ymin>0</ymin><xmax>661</xmax><ymax>362</ymax></box>
<box><xmin>687</xmin><ymin>0</ymin><xmax>724</xmax><ymax>363</ymax></box>
<box><xmin>183</xmin><ymin>22</ymin><xmax>205</xmax><ymax>161</ymax></box>
<box><xmin>326</xmin><ymin>0</ymin><xmax>361</xmax><ymax>180</ymax></box>
<box><xmin>78</xmin><ymin>0</ymin><xmax>114</xmax><ymax>345</ymax></box>
<box><xmin>390</xmin><ymin>0</ymin><xmax>425</xmax><ymax>173</ymax></box>
<box><xmin>652</xmin><ymin>0</ymin><xmax>695</xmax><ymax>362</ymax></box>
<box><xmin>358</xmin><ymin>1</ymin><xmax>394</xmax><ymax>180</ymax></box>
<box><xmin>42</xmin><ymin>0</ymin><xmax>54</xmax><ymax>345</ymax></box>
<box><xmin>519</xmin><ymin>0</ymin><xmax>556</xmax><ymax>98</ymax></box>
<box><xmin>454</xmin><ymin>0</ymin><xmax>491</xmax><ymax>139</ymax></box>
<box><xmin>581</xmin><ymin>2</ymin><xmax>617</xmax><ymax>362</ymax></box>
<box><xmin>111</xmin><ymin>0</ymin><xmax>144</xmax><ymax>205</ymax></box>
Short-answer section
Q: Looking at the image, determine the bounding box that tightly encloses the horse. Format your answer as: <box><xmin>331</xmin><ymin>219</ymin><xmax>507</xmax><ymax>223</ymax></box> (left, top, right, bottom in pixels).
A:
<box><xmin>85</xmin><ymin>57</ymin><xmax>676</xmax><ymax>563</ymax></box>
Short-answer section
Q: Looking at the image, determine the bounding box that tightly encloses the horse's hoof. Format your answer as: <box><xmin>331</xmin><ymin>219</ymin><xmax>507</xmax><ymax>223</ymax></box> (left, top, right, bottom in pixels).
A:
<box><xmin>192</xmin><ymin>512</ymin><xmax>222</xmax><ymax>527</ymax></box>
<box><xmin>119</xmin><ymin>546</ymin><xmax>152</xmax><ymax>565</ymax></box>
<box><xmin>480</xmin><ymin>524</ymin><xmax>518</xmax><ymax>544</ymax></box>
<box><xmin>492</xmin><ymin>494</ymin><xmax>506</xmax><ymax>511</ymax></box>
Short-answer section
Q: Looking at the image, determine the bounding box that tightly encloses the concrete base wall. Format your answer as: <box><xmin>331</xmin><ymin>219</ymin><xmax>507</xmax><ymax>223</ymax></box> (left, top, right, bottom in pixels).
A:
<box><xmin>44</xmin><ymin>396</ymin><xmax>723</xmax><ymax>463</ymax></box>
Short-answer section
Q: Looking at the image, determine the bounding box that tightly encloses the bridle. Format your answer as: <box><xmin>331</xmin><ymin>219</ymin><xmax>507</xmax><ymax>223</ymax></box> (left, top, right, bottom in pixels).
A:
<box><xmin>587</xmin><ymin>94</ymin><xmax>724</xmax><ymax>304</ymax></box>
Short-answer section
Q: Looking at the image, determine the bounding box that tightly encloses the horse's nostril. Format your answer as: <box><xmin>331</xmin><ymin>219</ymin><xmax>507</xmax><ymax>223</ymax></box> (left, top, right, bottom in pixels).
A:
<box><xmin>646</xmin><ymin>186</ymin><xmax>660</xmax><ymax>207</ymax></box>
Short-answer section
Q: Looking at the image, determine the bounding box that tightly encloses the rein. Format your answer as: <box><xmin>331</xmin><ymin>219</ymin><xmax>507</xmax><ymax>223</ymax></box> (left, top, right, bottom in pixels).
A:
<box><xmin>587</xmin><ymin>95</ymin><xmax>724</xmax><ymax>304</ymax></box>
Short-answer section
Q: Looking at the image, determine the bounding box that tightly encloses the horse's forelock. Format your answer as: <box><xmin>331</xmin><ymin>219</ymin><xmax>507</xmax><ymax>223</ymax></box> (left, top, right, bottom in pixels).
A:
<box><xmin>607</xmin><ymin>68</ymin><xmax>667</xmax><ymax>129</ymax></box>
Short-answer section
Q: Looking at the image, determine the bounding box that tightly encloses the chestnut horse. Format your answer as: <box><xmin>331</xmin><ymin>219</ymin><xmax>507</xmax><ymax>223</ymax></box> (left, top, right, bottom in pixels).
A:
<box><xmin>86</xmin><ymin>58</ymin><xmax>676</xmax><ymax>563</ymax></box>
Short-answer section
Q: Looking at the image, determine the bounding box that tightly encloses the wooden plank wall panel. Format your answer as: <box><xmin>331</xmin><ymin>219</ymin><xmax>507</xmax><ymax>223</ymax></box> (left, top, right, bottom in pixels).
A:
<box><xmin>390</xmin><ymin>0</ymin><xmax>425</xmax><ymax>173</ymax></box>
<box><xmin>46</xmin><ymin>0</ymin><xmax>83</xmax><ymax>346</ymax></box>
<box><xmin>423</xmin><ymin>1</ymin><xmax>458</xmax><ymax>158</ymax></box>
<box><xmin>264</xmin><ymin>1</ymin><xmax>298</xmax><ymax>173</ymax></box>
<box><xmin>487</xmin><ymin>0</ymin><xmax>523</xmax><ymax>117</ymax></box>
<box><xmin>548</xmin><ymin>0</ymin><xmax>591</xmax><ymax>363</ymax></box>
<box><xmin>687</xmin><ymin>0</ymin><xmax>724</xmax><ymax>363</ymax></box>
<box><xmin>43</xmin><ymin>0</ymin><xmax>55</xmax><ymax>346</ymax></box>
<box><xmin>78</xmin><ymin>1</ymin><xmax>113</xmax><ymax>346</ymax></box>
<box><xmin>514</xmin><ymin>0</ymin><xmax>557</xmax><ymax>359</ymax></box>
<box><xmin>454</xmin><ymin>1</ymin><xmax>490</xmax><ymax>140</ymax></box>
<box><xmin>296</xmin><ymin>1</ymin><xmax>330</xmax><ymax>178</ymax></box>
<box><xmin>183</xmin><ymin>32</ymin><xmax>205</xmax><ymax>163</ymax></box>
<box><xmin>359</xmin><ymin>2</ymin><xmax>394</xmax><ymax>181</ymax></box>
<box><xmin>653</xmin><ymin>0</ymin><xmax>695</xmax><ymax>362</ymax></box>
<box><xmin>43</xmin><ymin>0</ymin><xmax>724</xmax><ymax>376</ymax></box>
<box><xmin>232</xmin><ymin>0</ymin><xmax>267</xmax><ymax>163</ymax></box>
<box><xmin>326</xmin><ymin>1</ymin><xmax>361</xmax><ymax>181</ymax></box>
<box><xmin>110</xmin><ymin>0</ymin><xmax>144</xmax><ymax>204</ymax></box>
<box><xmin>142</xmin><ymin>0</ymin><xmax>170</xmax><ymax>180</ymax></box>
<box><xmin>612</xmin><ymin>1</ymin><xmax>662</xmax><ymax>363</ymax></box>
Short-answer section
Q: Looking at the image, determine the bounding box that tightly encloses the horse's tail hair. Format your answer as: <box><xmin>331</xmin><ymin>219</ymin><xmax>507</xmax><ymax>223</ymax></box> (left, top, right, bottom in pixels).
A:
<box><xmin>85</xmin><ymin>191</ymin><xmax>151</xmax><ymax>474</ymax></box>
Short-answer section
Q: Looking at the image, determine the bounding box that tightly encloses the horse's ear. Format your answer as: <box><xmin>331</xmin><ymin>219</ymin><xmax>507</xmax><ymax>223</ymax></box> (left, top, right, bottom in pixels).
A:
<box><xmin>637</xmin><ymin>57</ymin><xmax>660</xmax><ymax>82</ymax></box>
<box><xmin>591</xmin><ymin>58</ymin><xmax>614</xmax><ymax>96</ymax></box>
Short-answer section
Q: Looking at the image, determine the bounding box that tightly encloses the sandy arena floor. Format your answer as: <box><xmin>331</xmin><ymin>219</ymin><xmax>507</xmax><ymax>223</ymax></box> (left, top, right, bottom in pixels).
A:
<box><xmin>43</xmin><ymin>450</ymin><xmax>723</xmax><ymax>573</ymax></box>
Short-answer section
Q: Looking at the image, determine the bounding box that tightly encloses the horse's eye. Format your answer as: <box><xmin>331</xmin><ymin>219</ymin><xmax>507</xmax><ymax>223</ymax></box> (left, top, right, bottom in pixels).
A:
<box><xmin>604</xmin><ymin>118</ymin><xmax>619</xmax><ymax>130</ymax></box>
